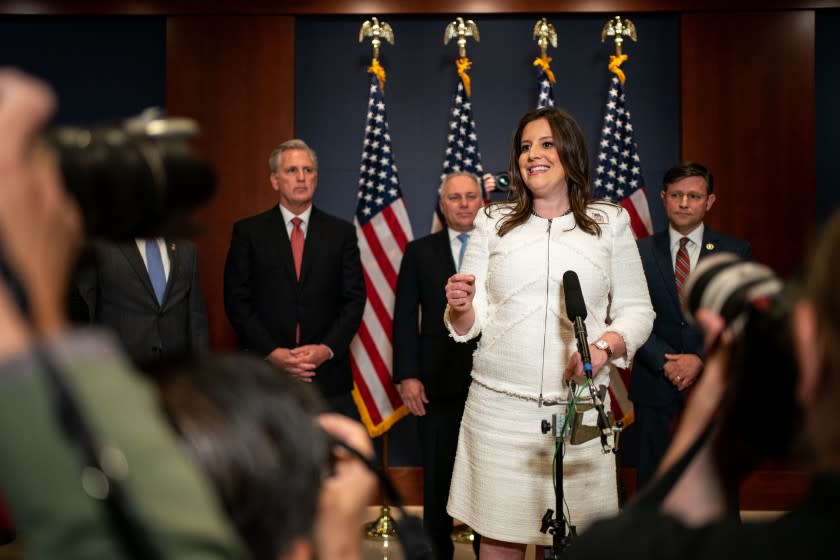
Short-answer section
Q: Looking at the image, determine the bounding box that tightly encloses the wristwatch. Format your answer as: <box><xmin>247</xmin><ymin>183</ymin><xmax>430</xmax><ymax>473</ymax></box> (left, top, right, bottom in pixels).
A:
<box><xmin>593</xmin><ymin>339</ymin><xmax>613</xmax><ymax>358</ymax></box>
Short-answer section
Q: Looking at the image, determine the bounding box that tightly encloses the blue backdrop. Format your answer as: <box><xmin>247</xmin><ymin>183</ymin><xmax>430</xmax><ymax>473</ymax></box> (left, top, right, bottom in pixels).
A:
<box><xmin>295</xmin><ymin>14</ymin><xmax>680</xmax><ymax>235</ymax></box>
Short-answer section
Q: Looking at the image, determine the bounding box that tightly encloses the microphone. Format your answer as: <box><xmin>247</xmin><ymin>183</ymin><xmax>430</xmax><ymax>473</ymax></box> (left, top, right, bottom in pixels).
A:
<box><xmin>562</xmin><ymin>270</ymin><xmax>617</xmax><ymax>453</ymax></box>
<box><xmin>563</xmin><ymin>270</ymin><xmax>592</xmax><ymax>378</ymax></box>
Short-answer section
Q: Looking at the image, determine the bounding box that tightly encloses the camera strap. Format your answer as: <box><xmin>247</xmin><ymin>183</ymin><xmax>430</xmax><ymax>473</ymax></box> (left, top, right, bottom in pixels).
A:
<box><xmin>627</xmin><ymin>421</ymin><xmax>714</xmax><ymax>511</ymax></box>
<box><xmin>35</xmin><ymin>347</ymin><xmax>163</xmax><ymax>560</ymax></box>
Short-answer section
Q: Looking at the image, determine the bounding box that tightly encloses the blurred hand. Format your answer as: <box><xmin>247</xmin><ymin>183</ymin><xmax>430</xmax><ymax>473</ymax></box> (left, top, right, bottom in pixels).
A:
<box><xmin>0</xmin><ymin>69</ymin><xmax>81</xmax><ymax>336</ymax></box>
<box><xmin>315</xmin><ymin>413</ymin><xmax>376</xmax><ymax>560</ymax></box>
<box><xmin>399</xmin><ymin>378</ymin><xmax>428</xmax><ymax>416</ymax></box>
<box><xmin>481</xmin><ymin>172</ymin><xmax>496</xmax><ymax>193</ymax></box>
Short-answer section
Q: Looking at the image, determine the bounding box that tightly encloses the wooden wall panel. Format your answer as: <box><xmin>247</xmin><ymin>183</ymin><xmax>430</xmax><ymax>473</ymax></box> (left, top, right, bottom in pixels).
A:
<box><xmin>167</xmin><ymin>16</ymin><xmax>295</xmax><ymax>349</ymax></box>
<box><xmin>681</xmin><ymin>11</ymin><xmax>816</xmax><ymax>276</ymax></box>
<box><xmin>2</xmin><ymin>0</ymin><xmax>836</xmax><ymax>15</ymax></box>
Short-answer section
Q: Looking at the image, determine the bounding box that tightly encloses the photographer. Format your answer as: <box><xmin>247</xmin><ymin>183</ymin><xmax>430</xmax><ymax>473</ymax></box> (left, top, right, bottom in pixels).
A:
<box><xmin>0</xmin><ymin>69</ymin><xmax>377</xmax><ymax>560</ymax></box>
<box><xmin>564</xmin><ymin>221</ymin><xmax>840</xmax><ymax>557</ymax></box>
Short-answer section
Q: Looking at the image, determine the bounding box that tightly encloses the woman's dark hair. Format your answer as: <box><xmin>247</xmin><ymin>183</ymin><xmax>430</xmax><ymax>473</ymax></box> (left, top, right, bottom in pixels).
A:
<box><xmin>153</xmin><ymin>353</ymin><xmax>329</xmax><ymax>560</ymax></box>
<box><xmin>493</xmin><ymin>107</ymin><xmax>601</xmax><ymax>237</ymax></box>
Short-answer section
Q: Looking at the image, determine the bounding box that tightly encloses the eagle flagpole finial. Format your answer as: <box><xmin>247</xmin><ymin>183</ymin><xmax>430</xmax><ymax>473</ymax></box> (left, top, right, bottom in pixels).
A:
<box><xmin>444</xmin><ymin>16</ymin><xmax>480</xmax><ymax>59</ymax></box>
<box><xmin>533</xmin><ymin>17</ymin><xmax>557</xmax><ymax>59</ymax></box>
<box><xmin>359</xmin><ymin>16</ymin><xmax>395</xmax><ymax>60</ymax></box>
<box><xmin>600</xmin><ymin>15</ymin><xmax>637</xmax><ymax>57</ymax></box>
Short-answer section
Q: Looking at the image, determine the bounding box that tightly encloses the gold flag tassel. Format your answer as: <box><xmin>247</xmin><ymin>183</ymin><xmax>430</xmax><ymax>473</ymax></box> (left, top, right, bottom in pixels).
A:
<box><xmin>608</xmin><ymin>53</ymin><xmax>629</xmax><ymax>85</ymax></box>
<box><xmin>456</xmin><ymin>56</ymin><xmax>473</xmax><ymax>97</ymax></box>
<box><xmin>533</xmin><ymin>55</ymin><xmax>556</xmax><ymax>84</ymax></box>
<box><xmin>368</xmin><ymin>58</ymin><xmax>387</xmax><ymax>89</ymax></box>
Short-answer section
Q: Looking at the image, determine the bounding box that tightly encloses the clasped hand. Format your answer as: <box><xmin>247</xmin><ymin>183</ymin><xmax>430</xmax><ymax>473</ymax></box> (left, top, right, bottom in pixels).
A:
<box><xmin>445</xmin><ymin>273</ymin><xmax>475</xmax><ymax>310</ymax></box>
<box><xmin>267</xmin><ymin>344</ymin><xmax>331</xmax><ymax>382</ymax></box>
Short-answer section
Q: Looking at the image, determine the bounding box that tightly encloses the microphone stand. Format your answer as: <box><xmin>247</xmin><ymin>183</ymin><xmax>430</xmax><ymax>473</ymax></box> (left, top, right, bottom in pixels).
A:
<box><xmin>573</xmin><ymin>317</ymin><xmax>615</xmax><ymax>454</ymax></box>
<box><xmin>540</xmin><ymin>397</ymin><xmax>575</xmax><ymax>558</ymax></box>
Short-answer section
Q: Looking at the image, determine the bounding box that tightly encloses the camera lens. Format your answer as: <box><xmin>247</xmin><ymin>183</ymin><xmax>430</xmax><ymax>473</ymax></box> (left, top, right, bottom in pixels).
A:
<box><xmin>45</xmin><ymin>112</ymin><xmax>215</xmax><ymax>240</ymax></box>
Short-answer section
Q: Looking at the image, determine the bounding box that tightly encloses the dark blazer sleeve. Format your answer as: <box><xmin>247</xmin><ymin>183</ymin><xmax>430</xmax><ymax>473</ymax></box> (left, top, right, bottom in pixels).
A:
<box><xmin>223</xmin><ymin>221</ymin><xmax>277</xmax><ymax>355</ymax></box>
<box><xmin>319</xmin><ymin>224</ymin><xmax>366</xmax><ymax>360</ymax></box>
<box><xmin>392</xmin><ymin>241</ymin><xmax>421</xmax><ymax>383</ymax></box>
<box><xmin>72</xmin><ymin>249</ymin><xmax>98</xmax><ymax>324</ymax></box>
<box><xmin>185</xmin><ymin>243</ymin><xmax>210</xmax><ymax>351</ymax></box>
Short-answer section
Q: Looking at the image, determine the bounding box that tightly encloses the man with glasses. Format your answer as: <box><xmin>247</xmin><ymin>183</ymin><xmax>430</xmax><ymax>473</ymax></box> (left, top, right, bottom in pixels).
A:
<box><xmin>629</xmin><ymin>162</ymin><xmax>751</xmax><ymax>489</ymax></box>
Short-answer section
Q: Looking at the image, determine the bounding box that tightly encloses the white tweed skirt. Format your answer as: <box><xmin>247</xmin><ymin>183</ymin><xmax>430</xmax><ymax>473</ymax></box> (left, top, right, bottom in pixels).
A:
<box><xmin>446</xmin><ymin>381</ymin><xmax>619</xmax><ymax>545</ymax></box>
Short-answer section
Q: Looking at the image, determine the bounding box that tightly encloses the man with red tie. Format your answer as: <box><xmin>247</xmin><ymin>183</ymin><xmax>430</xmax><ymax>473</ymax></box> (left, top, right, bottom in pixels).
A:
<box><xmin>630</xmin><ymin>162</ymin><xmax>751</xmax><ymax>489</ymax></box>
<box><xmin>224</xmin><ymin>139</ymin><xmax>366</xmax><ymax>416</ymax></box>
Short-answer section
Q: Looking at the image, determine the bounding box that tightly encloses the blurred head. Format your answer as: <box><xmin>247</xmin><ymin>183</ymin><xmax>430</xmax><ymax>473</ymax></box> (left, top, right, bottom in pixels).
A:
<box><xmin>269</xmin><ymin>139</ymin><xmax>318</xmax><ymax>214</ymax></box>
<box><xmin>683</xmin><ymin>253</ymin><xmax>799</xmax><ymax>491</ymax></box>
<box><xmin>496</xmin><ymin>107</ymin><xmax>599</xmax><ymax>237</ymax></box>
<box><xmin>154</xmin><ymin>353</ymin><xmax>329</xmax><ymax>560</ymax></box>
<box><xmin>661</xmin><ymin>162</ymin><xmax>716</xmax><ymax>235</ymax></box>
<box><xmin>794</xmin><ymin>210</ymin><xmax>840</xmax><ymax>470</ymax></box>
<box><xmin>438</xmin><ymin>172</ymin><xmax>482</xmax><ymax>232</ymax></box>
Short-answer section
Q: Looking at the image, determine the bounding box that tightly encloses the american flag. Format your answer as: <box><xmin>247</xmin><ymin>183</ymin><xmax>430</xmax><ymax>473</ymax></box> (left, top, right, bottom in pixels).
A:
<box><xmin>350</xmin><ymin>73</ymin><xmax>413</xmax><ymax>437</ymax></box>
<box><xmin>593</xmin><ymin>73</ymin><xmax>653</xmax><ymax>425</ymax></box>
<box><xmin>536</xmin><ymin>66</ymin><xmax>555</xmax><ymax>108</ymax></box>
<box><xmin>593</xmin><ymin>75</ymin><xmax>653</xmax><ymax>238</ymax></box>
<box><xmin>431</xmin><ymin>78</ymin><xmax>486</xmax><ymax>232</ymax></box>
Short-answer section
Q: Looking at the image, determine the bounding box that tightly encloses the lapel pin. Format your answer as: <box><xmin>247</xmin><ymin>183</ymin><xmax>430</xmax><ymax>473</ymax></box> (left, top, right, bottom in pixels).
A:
<box><xmin>705</xmin><ymin>242</ymin><xmax>715</xmax><ymax>251</ymax></box>
<box><xmin>170</xmin><ymin>243</ymin><xmax>176</xmax><ymax>252</ymax></box>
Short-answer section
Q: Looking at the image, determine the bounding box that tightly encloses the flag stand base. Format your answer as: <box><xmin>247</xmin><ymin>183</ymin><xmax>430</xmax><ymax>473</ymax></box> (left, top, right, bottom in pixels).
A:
<box><xmin>451</xmin><ymin>523</ymin><xmax>475</xmax><ymax>544</ymax></box>
<box><xmin>365</xmin><ymin>504</ymin><xmax>398</xmax><ymax>540</ymax></box>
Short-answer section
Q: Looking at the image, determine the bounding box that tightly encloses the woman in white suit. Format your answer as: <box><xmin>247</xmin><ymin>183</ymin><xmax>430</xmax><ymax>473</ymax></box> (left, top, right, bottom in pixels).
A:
<box><xmin>444</xmin><ymin>107</ymin><xmax>654</xmax><ymax>560</ymax></box>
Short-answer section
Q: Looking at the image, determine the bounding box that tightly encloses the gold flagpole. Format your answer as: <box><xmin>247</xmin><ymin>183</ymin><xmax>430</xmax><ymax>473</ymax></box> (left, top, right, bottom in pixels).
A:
<box><xmin>358</xmin><ymin>16</ymin><xmax>398</xmax><ymax>542</ymax></box>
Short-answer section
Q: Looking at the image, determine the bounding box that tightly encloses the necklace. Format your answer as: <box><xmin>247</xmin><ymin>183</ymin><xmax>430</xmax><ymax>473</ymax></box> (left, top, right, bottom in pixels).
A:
<box><xmin>531</xmin><ymin>207</ymin><xmax>573</xmax><ymax>220</ymax></box>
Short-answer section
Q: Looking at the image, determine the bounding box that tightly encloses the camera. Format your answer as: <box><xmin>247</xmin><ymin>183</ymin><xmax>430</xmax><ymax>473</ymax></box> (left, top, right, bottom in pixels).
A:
<box><xmin>489</xmin><ymin>171</ymin><xmax>511</xmax><ymax>192</ymax></box>
<box><xmin>45</xmin><ymin>108</ymin><xmax>216</xmax><ymax>239</ymax></box>
<box><xmin>682</xmin><ymin>253</ymin><xmax>800</xmax><ymax>484</ymax></box>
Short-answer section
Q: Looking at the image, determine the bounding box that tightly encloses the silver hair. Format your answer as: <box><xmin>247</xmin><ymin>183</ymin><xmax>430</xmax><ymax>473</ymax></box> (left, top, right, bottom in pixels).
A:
<box><xmin>438</xmin><ymin>171</ymin><xmax>482</xmax><ymax>195</ymax></box>
<box><xmin>269</xmin><ymin>139</ymin><xmax>319</xmax><ymax>173</ymax></box>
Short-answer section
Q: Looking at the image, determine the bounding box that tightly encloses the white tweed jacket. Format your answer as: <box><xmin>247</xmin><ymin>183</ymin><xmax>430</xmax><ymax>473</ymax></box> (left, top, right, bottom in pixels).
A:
<box><xmin>445</xmin><ymin>201</ymin><xmax>654</xmax><ymax>403</ymax></box>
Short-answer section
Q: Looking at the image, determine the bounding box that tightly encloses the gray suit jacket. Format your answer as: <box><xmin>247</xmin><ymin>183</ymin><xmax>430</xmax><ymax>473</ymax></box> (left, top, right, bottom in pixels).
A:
<box><xmin>75</xmin><ymin>239</ymin><xmax>209</xmax><ymax>365</ymax></box>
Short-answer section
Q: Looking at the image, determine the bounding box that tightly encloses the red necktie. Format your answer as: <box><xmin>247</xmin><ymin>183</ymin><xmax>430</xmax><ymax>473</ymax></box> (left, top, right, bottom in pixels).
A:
<box><xmin>675</xmin><ymin>236</ymin><xmax>690</xmax><ymax>295</ymax></box>
<box><xmin>291</xmin><ymin>217</ymin><xmax>304</xmax><ymax>280</ymax></box>
<box><xmin>291</xmin><ymin>217</ymin><xmax>304</xmax><ymax>344</ymax></box>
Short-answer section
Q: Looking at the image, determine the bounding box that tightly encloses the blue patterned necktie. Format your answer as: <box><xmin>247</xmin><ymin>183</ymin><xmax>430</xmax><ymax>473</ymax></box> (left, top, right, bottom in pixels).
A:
<box><xmin>145</xmin><ymin>239</ymin><xmax>167</xmax><ymax>304</ymax></box>
<box><xmin>457</xmin><ymin>232</ymin><xmax>470</xmax><ymax>271</ymax></box>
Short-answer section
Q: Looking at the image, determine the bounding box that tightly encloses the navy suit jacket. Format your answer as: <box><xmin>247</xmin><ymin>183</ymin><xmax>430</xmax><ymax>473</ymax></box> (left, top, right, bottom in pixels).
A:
<box><xmin>629</xmin><ymin>226</ymin><xmax>752</xmax><ymax>410</ymax></box>
<box><xmin>75</xmin><ymin>239</ymin><xmax>209</xmax><ymax>365</ymax></box>
<box><xmin>392</xmin><ymin>229</ymin><xmax>476</xmax><ymax>401</ymax></box>
<box><xmin>223</xmin><ymin>205</ymin><xmax>366</xmax><ymax>397</ymax></box>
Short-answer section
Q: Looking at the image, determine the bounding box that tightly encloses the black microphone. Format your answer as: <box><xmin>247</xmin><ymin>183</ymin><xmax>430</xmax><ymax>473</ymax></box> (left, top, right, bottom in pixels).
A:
<box><xmin>563</xmin><ymin>270</ymin><xmax>592</xmax><ymax>377</ymax></box>
<box><xmin>563</xmin><ymin>270</ymin><xmax>617</xmax><ymax>453</ymax></box>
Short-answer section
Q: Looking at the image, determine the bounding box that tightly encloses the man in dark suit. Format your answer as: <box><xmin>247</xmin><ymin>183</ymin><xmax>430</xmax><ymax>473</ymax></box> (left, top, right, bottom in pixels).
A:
<box><xmin>630</xmin><ymin>162</ymin><xmax>752</xmax><ymax>488</ymax></box>
<box><xmin>75</xmin><ymin>237</ymin><xmax>209</xmax><ymax>365</ymax></box>
<box><xmin>223</xmin><ymin>139</ymin><xmax>365</xmax><ymax>416</ymax></box>
<box><xmin>393</xmin><ymin>171</ymin><xmax>483</xmax><ymax>560</ymax></box>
